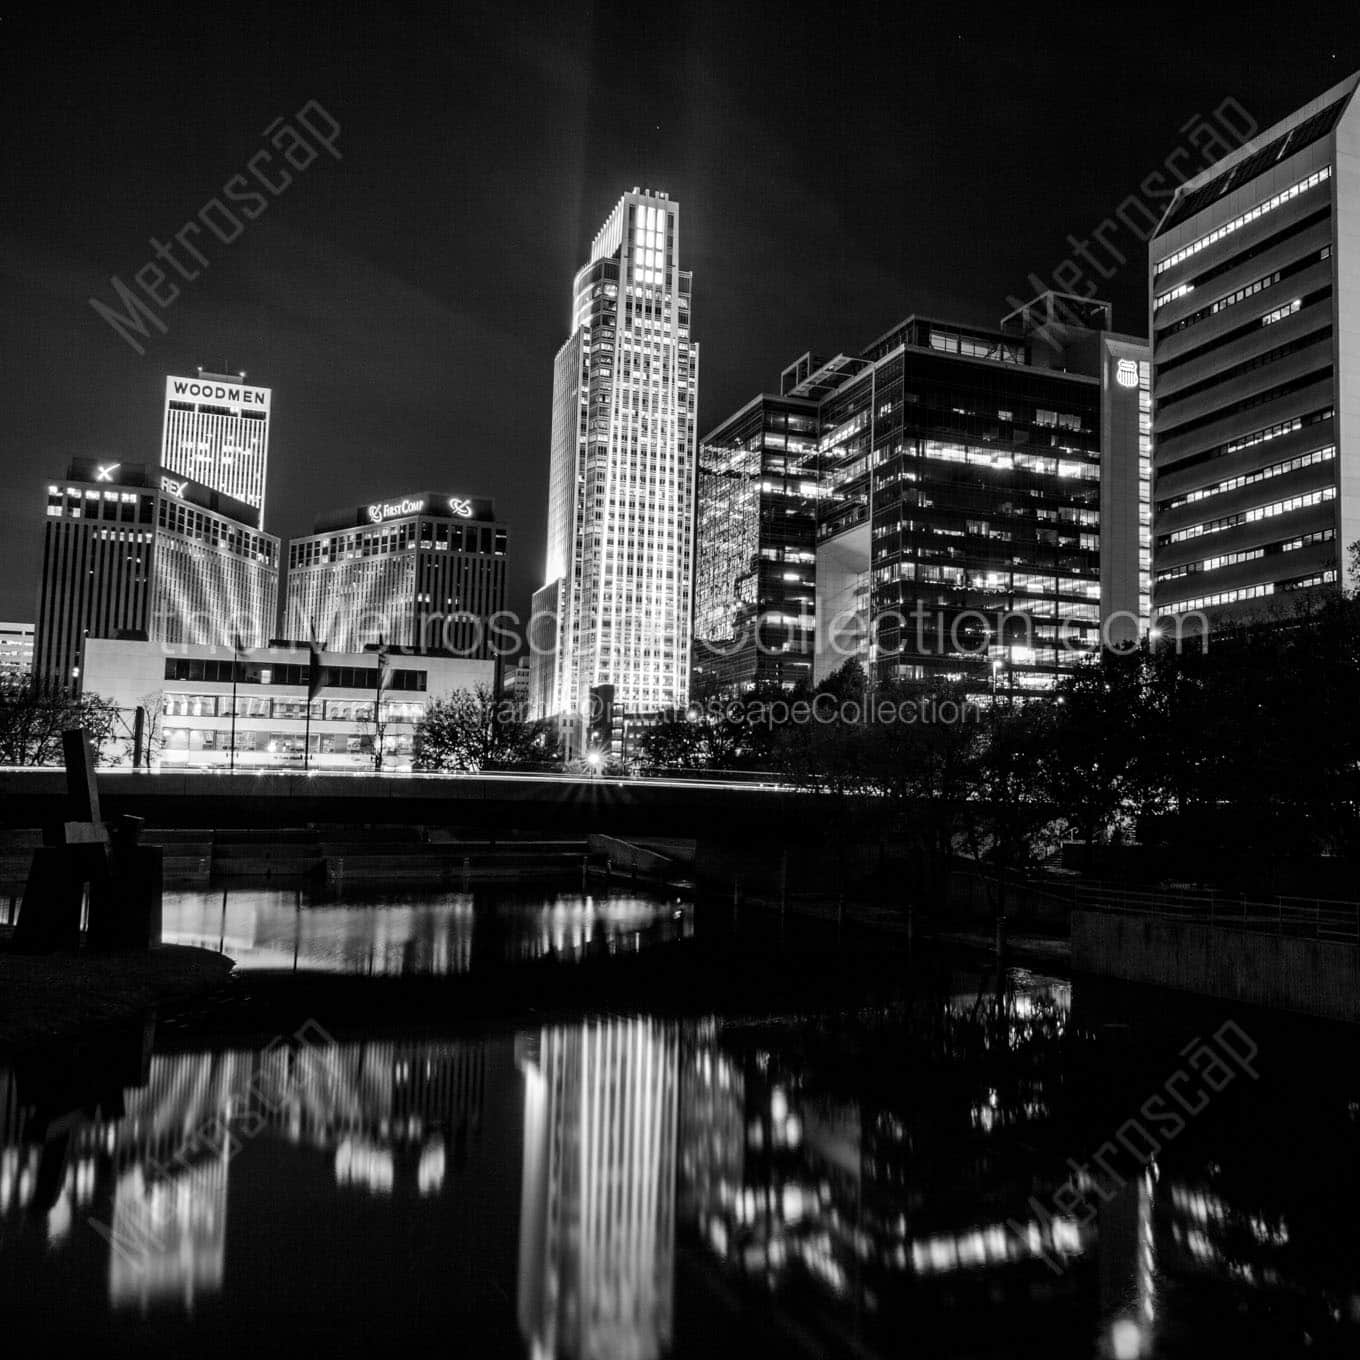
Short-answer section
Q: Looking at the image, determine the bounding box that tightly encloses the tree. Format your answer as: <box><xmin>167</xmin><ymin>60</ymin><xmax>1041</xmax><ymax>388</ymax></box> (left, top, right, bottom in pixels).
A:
<box><xmin>106</xmin><ymin>691</ymin><xmax>168</xmax><ymax>769</ymax></box>
<box><xmin>1040</xmin><ymin>648</ymin><xmax>1149</xmax><ymax>863</ymax></box>
<box><xmin>0</xmin><ymin>678</ymin><xmax>122</xmax><ymax>767</ymax></box>
<box><xmin>960</xmin><ymin>699</ymin><xmax>1057</xmax><ymax>921</ymax></box>
<box><xmin>413</xmin><ymin>686</ymin><xmax>559</xmax><ymax>773</ymax></box>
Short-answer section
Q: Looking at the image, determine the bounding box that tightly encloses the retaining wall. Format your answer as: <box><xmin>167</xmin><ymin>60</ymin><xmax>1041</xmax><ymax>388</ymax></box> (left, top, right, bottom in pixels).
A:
<box><xmin>1072</xmin><ymin>909</ymin><xmax>1360</xmax><ymax>1023</ymax></box>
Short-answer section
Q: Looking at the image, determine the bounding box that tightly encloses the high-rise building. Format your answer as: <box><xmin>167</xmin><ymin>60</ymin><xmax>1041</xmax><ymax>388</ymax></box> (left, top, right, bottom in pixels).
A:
<box><xmin>161</xmin><ymin>371</ymin><xmax>271</xmax><ymax>518</ymax></box>
<box><xmin>530</xmin><ymin>188</ymin><xmax>699</xmax><ymax>747</ymax></box>
<box><xmin>0</xmin><ymin>622</ymin><xmax>34</xmax><ymax>686</ymax></box>
<box><xmin>718</xmin><ymin>295</ymin><xmax>1148</xmax><ymax>698</ymax></box>
<box><xmin>33</xmin><ymin>459</ymin><xmax>278</xmax><ymax>689</ymax></box>
<box><xmin>692</xmin><ymin>395</ymin><xmax>821</xmax><ymax>697</ymax></box>
<box><xmin>1148</xmin><ymin>72</ymin><xmax>1359</xmax><ymax>633</ymax></box>
<box><xmin>284</xmin><ymin>493</ymin><xmax>507</xmax><ymax>658</ymax></box>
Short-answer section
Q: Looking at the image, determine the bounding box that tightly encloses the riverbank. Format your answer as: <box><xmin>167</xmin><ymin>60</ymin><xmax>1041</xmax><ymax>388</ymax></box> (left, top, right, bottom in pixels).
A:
<box><xmin>0</xmin><ymin>927</ymin><xmax>236</xmax><ymax>1053</ymax></box>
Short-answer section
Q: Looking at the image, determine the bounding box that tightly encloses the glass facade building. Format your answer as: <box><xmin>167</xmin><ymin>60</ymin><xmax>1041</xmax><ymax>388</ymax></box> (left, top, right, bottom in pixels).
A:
<box><xmin>531</xmin><ymin>188</ymin><xmax>699</xmax><ymax>745</ymax></box>
<box><xmin>705</xmin><ymin>297</ymin><xmax>1149</xmax><ymax>699</ymax></box>
<box><xmin>692</xmin><ymin>395</ymin><xmax>820</xmax><ymax>696</ymax></box>
<box><xmin>1149</xmin><ymin>72</ymin><xmax>1360</xmax><ymax>630</ymax></box>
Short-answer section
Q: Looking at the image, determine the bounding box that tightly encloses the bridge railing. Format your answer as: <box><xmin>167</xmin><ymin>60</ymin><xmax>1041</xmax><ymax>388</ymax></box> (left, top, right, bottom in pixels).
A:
<box><xmin>1073</xmin><ymin>879</ymin><xmax>1360</xmax><ymax>944</ymax></box>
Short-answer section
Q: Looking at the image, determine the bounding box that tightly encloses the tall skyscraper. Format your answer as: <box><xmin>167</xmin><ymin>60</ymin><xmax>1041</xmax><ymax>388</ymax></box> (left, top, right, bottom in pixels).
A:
<box><xmin>284</xmin><ymin>492</ymin><xmax>508</xmax><ymax>657</ymax></box>
<box><xmin>695</xmin><ymin>295</ymin><xmax>1148</xmax><ymax>699</ymax></box>
<box><xmin>161</xmin><ymin>371</ymin><xmax>271</xmax><ymax>518</ymax></box>
<box><xmin>530</xmin><ymin>188</ymin><xmax>699</xmax><ymax>746</ymax></box>
<box><xmin>1149</xmin><ymin>72</ymin><xmax>1359</xmax><ymax>633</ymax></box>
<box><xmin>33</xmin><ymin>459</ymin><xmax>278</xmax><ymax>688</ymax></box>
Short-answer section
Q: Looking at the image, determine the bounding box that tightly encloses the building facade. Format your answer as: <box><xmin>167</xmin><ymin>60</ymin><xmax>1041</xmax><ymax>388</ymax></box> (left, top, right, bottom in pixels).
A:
<box><xmin>1149</xmin><ymin>72</ymin><xmax>1360</xmax><ymax>632</ymax></box>
<box><xmin>285</xmin><ymin>493</ymin><xmax>507</xmax><ymax>658</ymax></box>
<box><xmin>763</xmin><ymin>296</ymin><xmax>1151</xmax><ymax>697</ymax></box>
<box><xmin>82</xmin><ymin>638</ymin><xmax>493</xmax><ymax>771</ymax></box>
<box><xmin>161</xmin><ymin>372</ymin><xmax>271</xmax><ymax>518</ymax></box>
<box><xmin>531</xmin><ymin>188</ymin><xmax>699</xmax><ymax>745</ymax></box>
<box><xmin>0</xmin><ymin>622</ymin><xmax>34</xmax><ymax>687</ymax></box>
<box><xmin>692</xmin><ymin>395</ymin><xmax>821</xmax><ymax>697</ymax></box>
<box><xmin>33</xmin><ymin>460</ymin><xmax>279</xmax><ymax>689</ymax></box>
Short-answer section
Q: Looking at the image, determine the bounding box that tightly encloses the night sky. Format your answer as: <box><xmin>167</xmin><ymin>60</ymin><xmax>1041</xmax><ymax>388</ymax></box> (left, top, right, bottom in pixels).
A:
<box><xmin>2</xmin><ymin>1</ymin><xmax>1357</xmax><ymax>626</ymax></box>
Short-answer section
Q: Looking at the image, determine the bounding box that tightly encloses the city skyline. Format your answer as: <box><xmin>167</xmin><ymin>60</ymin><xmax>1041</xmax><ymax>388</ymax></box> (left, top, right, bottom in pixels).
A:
<box><xmin>5</xmin><ymin>4</ymin><xmax>1359</xmax><ymax>628</ymax></box>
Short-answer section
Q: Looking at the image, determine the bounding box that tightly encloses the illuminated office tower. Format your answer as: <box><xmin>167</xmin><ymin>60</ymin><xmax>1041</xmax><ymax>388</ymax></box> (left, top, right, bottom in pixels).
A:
<box><xmin>33</xmin><ymin>458</ymin><xmax>278</xmax><ymax>689</ymax></box>
<box><xmin>705</xmin><ymin>296</ymin><xmax>1148</xmax><ymax>700</ymax></box>
<box><xmin>1150</xmin><ymin>72</ymin><xmax>1360</xmax><ymax>631</ymax></box>
<box><xmin>285</xmin><ymin>493</ymin><xmax>507</xmax><ymax>657</ymax></box>
<box><xmin>530</xmin><ymin>188</ymin><xmax>699</xmax><ymax>746</ymax></box>
<box><xmin>812</xmin><ymin>299</ymin><xmax>1149</xmax><ymax>693</ymax></box>
<box><xmin>161</xmin><ymin>371</ymin><xmax>271</xmax><ymax>518</ymax></box>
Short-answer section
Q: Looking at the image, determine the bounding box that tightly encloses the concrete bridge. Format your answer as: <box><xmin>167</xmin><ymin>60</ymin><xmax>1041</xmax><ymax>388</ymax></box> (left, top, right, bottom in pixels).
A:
<box><xmin>0</xmin><ymin>766</ymin><xmax>820</xmax><ymax>839</ymax></box>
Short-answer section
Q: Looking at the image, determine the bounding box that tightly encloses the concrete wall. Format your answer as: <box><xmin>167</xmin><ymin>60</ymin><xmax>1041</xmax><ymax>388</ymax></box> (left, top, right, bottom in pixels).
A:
<box><xmin>1073</xmin><ymin>909</ymin><xmax>1360</xmax><ymax>1023</ymax></box>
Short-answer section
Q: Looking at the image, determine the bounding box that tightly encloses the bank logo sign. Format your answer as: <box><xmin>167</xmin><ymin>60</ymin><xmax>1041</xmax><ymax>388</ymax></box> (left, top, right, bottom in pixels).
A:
<box><xmin>364</xmin><ymin>495</ymin><xmax>477</xmax><ymax>525</ymax></box>
<box><xmin>1115</xmin><ymin>358</ymin><xmax>1139</xmax><ymax>389</ymax></box>
<box><xmin>368</xmin><ymin>497</ymin><xmax>425</xmax><ymax>523</ymax></box>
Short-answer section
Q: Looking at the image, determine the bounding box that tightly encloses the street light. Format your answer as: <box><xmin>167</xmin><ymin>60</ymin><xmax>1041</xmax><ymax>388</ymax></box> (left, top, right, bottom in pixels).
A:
<box><xmin>586</xmin><ymin>750</ymin><xmax>603</xmax><ymax>777</ymax></box>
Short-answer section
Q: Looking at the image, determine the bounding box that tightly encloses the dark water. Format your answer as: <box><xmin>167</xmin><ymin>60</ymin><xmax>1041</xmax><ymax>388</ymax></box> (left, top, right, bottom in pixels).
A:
<box><xmin>159</xmin><ymin>886</ymin><xmax>694</xmax><ymax>973</ymax></box>
<box><xmin>2</xmin><ymin>957</ymin><xmax>1359</xmax><ymax>1356</ymax></box>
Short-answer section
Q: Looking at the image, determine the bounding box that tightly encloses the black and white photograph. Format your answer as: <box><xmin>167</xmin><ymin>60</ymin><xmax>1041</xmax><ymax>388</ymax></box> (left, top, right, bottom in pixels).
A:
<box><xmin>2</xmin><ymin>3</ymin><xmax>1360</xmax><ymax>1355</ymax></box>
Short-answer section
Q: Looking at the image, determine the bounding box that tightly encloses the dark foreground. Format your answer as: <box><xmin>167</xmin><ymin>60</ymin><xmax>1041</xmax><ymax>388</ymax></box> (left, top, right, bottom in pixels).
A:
<box><xmin>1</xmin><ymin>888</ymin><xmax>1358</xmax><ymax>1359</ymax></box>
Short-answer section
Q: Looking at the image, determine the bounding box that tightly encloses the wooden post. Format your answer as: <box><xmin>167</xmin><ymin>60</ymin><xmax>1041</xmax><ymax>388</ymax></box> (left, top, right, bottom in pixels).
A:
<box><xmin>61</xmin><ymin>728</ymin><xmax>103</xmax><ymax>842</ymax></box>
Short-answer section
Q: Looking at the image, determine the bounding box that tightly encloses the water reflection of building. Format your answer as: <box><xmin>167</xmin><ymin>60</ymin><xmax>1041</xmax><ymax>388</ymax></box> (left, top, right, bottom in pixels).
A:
<box><xmin>0</xmin><ymin>1037</ymin><xmax>485</xmax><ymax>1314</ymax></box>
<box><xmin>158</xmin><ymin>890</ymin><xmax>693</xmax><ymax>976</ymax></box>
<box><xmin>676</xmin><ymin>982</ymin><xmax>1091</xmax><ymax>1347</ymax></box>
<box><xmin>517</xmin><ymin>1018</ymin><xmax>679</xmax><ymax>1360</ymax></box>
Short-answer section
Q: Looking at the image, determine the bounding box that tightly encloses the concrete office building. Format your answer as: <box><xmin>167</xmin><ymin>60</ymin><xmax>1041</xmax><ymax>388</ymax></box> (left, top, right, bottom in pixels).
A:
<box><xmin>161</xmin><ymin>371</ymin><xmax>271</xmax><ymax>518</ymax></box>
<box><xmin>33</xmin><ymin>459</ymin><xmax>279</xmax><ymax>689</ymax></box>
<box><xmin>82</xmin><ymin>638</ymin><xmax>492</xmax><ymax>771</ymax></box>
<box><xmin>724</xmin><ymin>294</ymin><xmax>1150</xmax><ymax>698</ymax></box>
<box><xmin>0</xmin><ymin>622</ymin><xmax>34</xmax><ymax>686</ymax></box>
<box><xmin>531</xmin><ymin>188</ymin><xmax>699</xmax><ymax>747</ymax></box>
<box><xmin>1150</xmin><ymin>72</ymin><xmax>1360</xmax><ymax>630</ymax></box>
<box><xmin>285</xmin><ymin>493</ymin><xmax>508</xmax><ymax>658</ymax></box>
